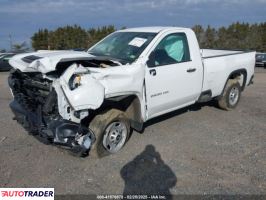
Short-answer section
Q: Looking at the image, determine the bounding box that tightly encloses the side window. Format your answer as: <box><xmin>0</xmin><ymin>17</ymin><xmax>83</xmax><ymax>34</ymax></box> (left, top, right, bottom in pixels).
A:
<box><xmin>147</xmin><ymin>33</ymin><xmax>190</xmax><ymax>67</ymax></box>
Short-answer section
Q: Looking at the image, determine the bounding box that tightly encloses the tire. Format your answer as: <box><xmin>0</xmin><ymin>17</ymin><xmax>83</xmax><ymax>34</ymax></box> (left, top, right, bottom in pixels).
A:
<box><xmin>218</xmin><ymin>79</ymin><xmax>241</xmax><ymax>111</ymax></box>
<box><xmin>88</xmin><ymin>109</ymin><xmax>130</xmax><ymax>158</ymax></box>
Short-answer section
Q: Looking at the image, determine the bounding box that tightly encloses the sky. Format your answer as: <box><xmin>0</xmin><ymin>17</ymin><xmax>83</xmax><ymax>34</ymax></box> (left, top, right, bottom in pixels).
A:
<box><xmin>0</xmin><ymin>0</ymin><xmax>265</xmax><ymax>50</ymax></box>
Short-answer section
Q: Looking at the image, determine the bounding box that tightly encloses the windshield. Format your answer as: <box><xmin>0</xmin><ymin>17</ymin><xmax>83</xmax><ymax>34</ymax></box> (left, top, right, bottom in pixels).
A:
<box><xmin>88</xmin><ymin>32</ymin><xmax>157</xmax><ymax>64</ymax></box>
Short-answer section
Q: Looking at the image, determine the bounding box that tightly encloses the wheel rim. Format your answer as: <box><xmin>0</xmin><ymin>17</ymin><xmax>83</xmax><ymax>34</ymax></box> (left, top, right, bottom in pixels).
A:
<box><xmin>229</xmin><ymin>86</ymin><xmax>239</xmax><ymax>106</ymax></box>
<box><xmin>103</xmin><ymin>121</ymin><xmax>127</xmax><ymax>153</ymax></box>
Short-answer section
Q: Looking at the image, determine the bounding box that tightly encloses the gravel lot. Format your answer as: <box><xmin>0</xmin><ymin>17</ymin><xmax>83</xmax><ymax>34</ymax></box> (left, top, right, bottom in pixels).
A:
<box><xmin>0</xmin><ymin>68</ymin><xmax>265</xmax><ymax>196</ymax></box>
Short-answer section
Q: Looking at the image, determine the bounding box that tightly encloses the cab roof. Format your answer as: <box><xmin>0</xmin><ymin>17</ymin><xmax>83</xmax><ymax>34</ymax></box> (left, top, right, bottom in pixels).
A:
<box><xmin>118</xmin><ymin>26</ymin><xmax>190</xmax><ymax>33</ymax></box>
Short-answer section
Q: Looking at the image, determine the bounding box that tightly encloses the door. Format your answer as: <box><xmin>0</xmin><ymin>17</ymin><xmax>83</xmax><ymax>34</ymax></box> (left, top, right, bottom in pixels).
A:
<box><xmin>145</xmin><ymin>32</ymin><xmax>202</xmax><ymax>119</ymax></box>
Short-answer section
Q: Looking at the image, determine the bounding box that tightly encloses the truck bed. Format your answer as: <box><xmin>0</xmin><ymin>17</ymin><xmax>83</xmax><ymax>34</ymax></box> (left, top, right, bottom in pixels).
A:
<box><xmin>201</xmin><ymin>49</ymin><xmax>249</xmax><ymax>58</ymax></box>
<box><xmin>200</xmin><ymin>49</ymin><xmax>256</xmax><ymax>98</ymax></box>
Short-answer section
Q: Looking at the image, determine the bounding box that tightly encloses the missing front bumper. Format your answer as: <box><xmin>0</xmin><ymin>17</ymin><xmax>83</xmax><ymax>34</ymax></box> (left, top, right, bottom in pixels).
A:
<box><xmin>10</xmin><ymin>100</ymin><xmax>95</xmax><ymax>156</ymax></box>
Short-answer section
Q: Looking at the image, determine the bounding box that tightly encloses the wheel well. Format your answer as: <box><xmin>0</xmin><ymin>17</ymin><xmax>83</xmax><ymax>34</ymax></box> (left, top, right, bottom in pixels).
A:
<box><xmin>82</xmin><ymin>95</ymin><xmax>143</xmax><ymax>132</ymax></box>
<box><xmin>217</xmin><ymin>69</ymin><xmax>247</xmax><ymax>100</ymax></box>
<box><xmin>227</xmin><ymin>69</ymin><xmax>247</xmax><ymax>91</ymax></box>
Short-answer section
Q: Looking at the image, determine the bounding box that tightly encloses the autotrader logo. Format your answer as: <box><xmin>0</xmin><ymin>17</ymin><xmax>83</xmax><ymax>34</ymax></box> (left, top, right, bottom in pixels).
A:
<box><xmin>0</xmin><ymin>188</ymin><xmax>54</xmax><ymax>200</ymax></box>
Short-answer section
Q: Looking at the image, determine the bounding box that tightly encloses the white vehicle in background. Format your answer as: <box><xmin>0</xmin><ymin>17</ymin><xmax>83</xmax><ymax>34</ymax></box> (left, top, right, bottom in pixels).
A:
<box><xmin>8</xmin><ymin>27</ymin><xmax>255</xmax><ymax>157</ymax></box>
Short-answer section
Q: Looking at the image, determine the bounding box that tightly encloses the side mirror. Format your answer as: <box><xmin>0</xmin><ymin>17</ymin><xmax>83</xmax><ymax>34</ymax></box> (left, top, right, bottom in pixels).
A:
<box><xmin>146</xmin><ymin>51</ymin><xmax>156</xmax><ymax>68</ymax></box>
<box><xmin>147</xmin><ymin>49</ymin><xmax>170</xmax><ymax>67</ymax></box>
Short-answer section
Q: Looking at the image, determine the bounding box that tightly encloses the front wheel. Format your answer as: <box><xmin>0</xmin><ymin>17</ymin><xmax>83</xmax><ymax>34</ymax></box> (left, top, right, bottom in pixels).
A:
<box><xmin>88</xmin><ymin>109</ymin><xmax>130</xmax><ymax>158</ymax></box>
<box><xmin>217</xmin><ymin>79</ymin><xmax>241</xmax><ymax>111</ymax></box>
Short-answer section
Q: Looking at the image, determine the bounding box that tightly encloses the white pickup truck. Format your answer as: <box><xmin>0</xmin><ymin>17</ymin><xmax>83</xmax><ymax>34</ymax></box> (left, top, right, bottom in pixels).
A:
<box><xmin>8</xmin><ymin>27</ymin><xmax>255</xmax><ymax>157</ymax></box>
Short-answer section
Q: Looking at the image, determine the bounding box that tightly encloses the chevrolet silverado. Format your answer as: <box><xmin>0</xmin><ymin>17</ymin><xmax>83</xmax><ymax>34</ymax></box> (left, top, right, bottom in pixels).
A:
<box><xmin>8</xmin><ymin>27</ymin><xmax>255</xmax><ymax>157</ymax></box>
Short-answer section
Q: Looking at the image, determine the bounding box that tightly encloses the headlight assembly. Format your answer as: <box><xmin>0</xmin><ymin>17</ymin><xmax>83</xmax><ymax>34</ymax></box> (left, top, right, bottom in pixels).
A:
<box><xmin>69</xmin><ymin>74</ymin><xmax>82</xmax><ymax>90</ymax></box>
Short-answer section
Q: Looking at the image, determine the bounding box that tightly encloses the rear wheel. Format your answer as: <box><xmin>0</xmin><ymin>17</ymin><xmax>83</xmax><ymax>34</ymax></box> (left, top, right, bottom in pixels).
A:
<box><xmin>218</xmin><ymin>79</ymin><xmax>241</xmax><ymax>111</ymax></box>
<box><xmin>88</xmin><ymin>109</ymin><xmax>130</xmax><ymax>158</ymax></box>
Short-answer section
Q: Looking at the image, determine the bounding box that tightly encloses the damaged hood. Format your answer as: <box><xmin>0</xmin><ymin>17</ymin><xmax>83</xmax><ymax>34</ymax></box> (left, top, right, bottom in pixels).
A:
<box><xmin>9</xmin><ymin>50</ymin><xmax>95</xmax><ymax>73</ymax></box>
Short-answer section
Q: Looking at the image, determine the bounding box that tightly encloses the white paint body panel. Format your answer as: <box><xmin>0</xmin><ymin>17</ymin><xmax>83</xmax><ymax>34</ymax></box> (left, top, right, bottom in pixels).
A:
<box><xmin>59</xmin><ymin>64</ymin><xmax>105</xmax><ymax>111</ymax></box>
<box><xmin>9</xmin><ymin>50</ymin><xmax>95</xmax><ymax>73</ymax></box>
<box><xmin>143</xmin><ymin>28</ymin><xmax>204</xmax><ymax>119</ymax></box>
<box><xmin>201</xmin><ymin>49</ymin><xmax>255</xmax><ymax>97</ymax></box>
<box><xmin>9</xmin><ymin>27</ymin><xmax>255</xmax><ymax>123</ymax></box>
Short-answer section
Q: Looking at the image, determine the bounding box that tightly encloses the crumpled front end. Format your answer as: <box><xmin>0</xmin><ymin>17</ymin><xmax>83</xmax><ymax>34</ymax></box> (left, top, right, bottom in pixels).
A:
<box><xmin>8</xmin><ymin>50</ymin><xmax>146</xmax><ymax>156</ymax></box>
<box><xmin>8</xmin><ymin>70</ymin><xmax>95</xmax><ymax>156</ymax></box>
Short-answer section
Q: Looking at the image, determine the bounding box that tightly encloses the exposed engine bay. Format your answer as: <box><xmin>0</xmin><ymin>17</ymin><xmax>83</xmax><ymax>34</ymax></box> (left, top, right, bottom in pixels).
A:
<box><xmin>51</xmin><ymin>57</ymin><xmax>121</xmax><ymax>75</ymax></box>
<box><xmin>7</xmin><ymin>31</ymin><xmax>151</xmax><ymax>156</ymax></box>
<box><xmin>8</xmin><ymin>53</ymin><xmax>144</xmax><ymax>156</ymax></box>
<box><xmin>8</xmin><ymin>56</ymin><xmax>120</xmax><ymax>155</ymax></box>
<box><xmin>8</xmin><ymin>69</ymin><xmax>97</xmax><ymax>156</ymax></box>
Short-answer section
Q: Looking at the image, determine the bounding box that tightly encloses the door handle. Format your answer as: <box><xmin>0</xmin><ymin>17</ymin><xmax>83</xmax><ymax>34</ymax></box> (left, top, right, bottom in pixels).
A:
<box><xmin>149</xmin><ymin>69</ymin><xmax>156</xmax><ymax>76</ymax></box>
<box><xmin>187</xmin><ymin>68</ymin><xmax>196</xmax><ymax>73</ymax></box>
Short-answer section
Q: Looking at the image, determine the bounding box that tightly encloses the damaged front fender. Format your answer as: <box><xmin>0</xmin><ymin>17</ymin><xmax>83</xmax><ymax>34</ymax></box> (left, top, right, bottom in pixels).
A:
<box><xmin>60</xmin><ymin>64</ymin><xmax>105</xmax><ymax>111</ymax></box>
